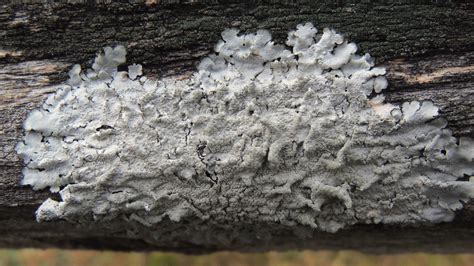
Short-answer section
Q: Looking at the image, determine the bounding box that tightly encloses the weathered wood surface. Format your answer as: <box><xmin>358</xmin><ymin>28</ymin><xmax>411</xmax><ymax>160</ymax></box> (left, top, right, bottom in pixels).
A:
<box><xmin>0</xmin><ymin>1</ymin><xmax>473</xmax><ymax>253</ymax></box>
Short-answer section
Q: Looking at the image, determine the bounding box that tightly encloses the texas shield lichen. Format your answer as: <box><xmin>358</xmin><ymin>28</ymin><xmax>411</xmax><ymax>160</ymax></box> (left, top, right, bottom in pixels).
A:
<box><xmin>16</xmin><ymin>23</ymin><xmax>474</xmax><ymax>233</ymax></box>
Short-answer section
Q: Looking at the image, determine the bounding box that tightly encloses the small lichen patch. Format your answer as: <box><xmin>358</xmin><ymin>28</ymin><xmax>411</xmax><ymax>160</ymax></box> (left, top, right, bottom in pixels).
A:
<box><xmin>16</xmin><ymin>23</ymin><xmax>474</xmax><ymax>233</ymax></box>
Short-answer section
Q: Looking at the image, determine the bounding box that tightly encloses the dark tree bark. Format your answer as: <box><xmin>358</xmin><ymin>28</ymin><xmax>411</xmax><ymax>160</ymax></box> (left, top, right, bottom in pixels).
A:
<box><xmin>0</xmin><ymin>0</ymin><xmax>473</xmax><ymax>253</ymax></box>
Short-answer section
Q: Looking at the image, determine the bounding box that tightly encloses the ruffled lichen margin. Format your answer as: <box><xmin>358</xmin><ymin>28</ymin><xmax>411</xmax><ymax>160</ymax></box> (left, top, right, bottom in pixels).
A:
<box><xmin>16</xmin><ymin>23</ymin><xmax>474</xmax><ymax>233</ymax></box>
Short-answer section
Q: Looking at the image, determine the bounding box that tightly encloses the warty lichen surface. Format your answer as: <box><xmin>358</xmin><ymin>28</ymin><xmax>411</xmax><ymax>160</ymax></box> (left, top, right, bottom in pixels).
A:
<box><xmin>16</xmin><ymin>23</ymin><xmax>474</xmax><ymax>233</ymax></box>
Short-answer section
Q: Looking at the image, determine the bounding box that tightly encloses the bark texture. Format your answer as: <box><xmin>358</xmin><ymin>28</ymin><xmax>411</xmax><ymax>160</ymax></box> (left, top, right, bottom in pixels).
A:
<box><xmin>0</xmin><ymin>0</ymin><xmax>473</xmax><ymax>253</ymax></box>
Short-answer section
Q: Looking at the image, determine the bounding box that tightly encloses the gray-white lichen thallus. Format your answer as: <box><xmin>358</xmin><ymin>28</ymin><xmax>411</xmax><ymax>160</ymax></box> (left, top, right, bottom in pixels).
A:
<box><xmin>16</xmin><ymin>23</ymin><xmax>474</xmax><ymax>233</ymax></box>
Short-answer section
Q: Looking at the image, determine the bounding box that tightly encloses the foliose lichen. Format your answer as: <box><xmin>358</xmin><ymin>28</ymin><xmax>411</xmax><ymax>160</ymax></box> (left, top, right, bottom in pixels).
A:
<box><xmin>16</xmin><ymin>23</ymin><xmax>474</xmax><ymax>233</ymax></box>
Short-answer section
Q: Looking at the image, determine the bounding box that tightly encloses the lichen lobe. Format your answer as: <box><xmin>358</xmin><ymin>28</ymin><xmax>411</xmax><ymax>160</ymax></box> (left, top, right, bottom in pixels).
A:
<box><xmin>16</xmin><ymin>23</ymin><xmax>474</xmax><ymax>234</ymax></box>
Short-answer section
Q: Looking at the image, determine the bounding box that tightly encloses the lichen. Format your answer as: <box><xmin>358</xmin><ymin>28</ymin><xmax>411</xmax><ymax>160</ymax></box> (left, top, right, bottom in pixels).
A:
<box><xmin>16</xmin><ymin>23</ymin><xmax>474</xmax><ymax>233</ymax></box>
